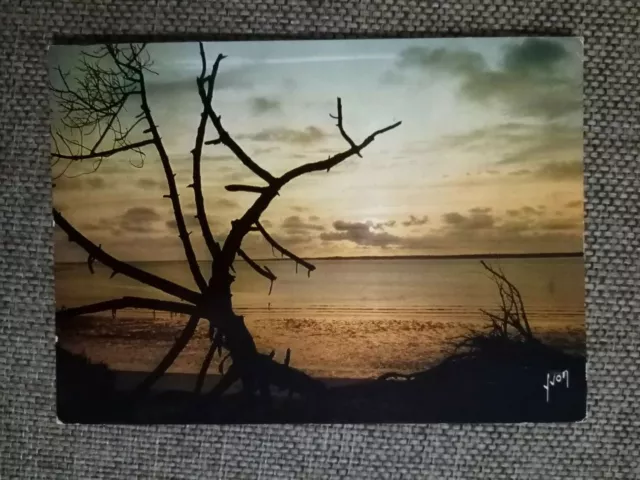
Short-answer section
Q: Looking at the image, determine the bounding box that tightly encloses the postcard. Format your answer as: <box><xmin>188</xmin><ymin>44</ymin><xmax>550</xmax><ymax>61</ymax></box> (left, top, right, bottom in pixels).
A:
<box><xmin>51</xmin><ymin>37</ymin><xmax>585</xmax><ymax>423</ymax></box>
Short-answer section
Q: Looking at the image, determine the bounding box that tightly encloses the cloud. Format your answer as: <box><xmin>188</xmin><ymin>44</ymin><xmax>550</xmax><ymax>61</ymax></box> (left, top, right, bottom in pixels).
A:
<box><xmin>241</xmin><ymin>126</ymin><xmax>326</xmax><ymax>145</ymax></box>
<box><xmin>321</xmin><ymin>221</ymin><xmax>403</xmax><ymax>247</ymax></box>
<box><xmin>250</xmin><ymin>96</ymin><xmax>281</xmax><ymax>114</ymax></box>
<box><xmin>503</xmin><ymin>38</ymin><xmax>572</xmax><ymax>75</ymax></box>
<box><xmin>435</xmin><ymin>121</ymin><xmax>582</xmax><ymax>185</ymax></box>
<box><xmin>506</xmin><ymin>206</ymin><xmax>545</xmax><ymax>218</ymax></box>
<box><xmin>79</xmin><ymin>207</ymin><xmax>165</xmax><ymax>236</ymax></box>
<box><xmin>402</xmin><ymin>215</ymin><xmax>429</xmax><ymax>227</ymax></box>
<box><xmin>145</xmin><ymin>67</ymin><xmax>254</xmax><ymax>95</ymax></box>
<box><xmin>398</xmin><ymin>47</ymin><xmax>486</xmax><ymax>76</ymax></box>
<box><xmin>397</xmin><ymin>38</ymin><xmax>581</xmax><ymax>121</ymax></box>
<box><xmin>55</xmin><ymin>175</ymin><xmax>107</xmax><ymax>192</ymax></box>
<box><xmin>498</xmin><ymin>129</ymin><xmax>582</xmax><ymax>166</ymax></box>
<box><xmin>212</xmin><ymin>198</ymin><xmax>240</xmax><ymax>209</ymax></box>
<box><xmin>281</xmin><ymin>215</ymin><xmax>325</xmax><ymax>233</ymax></box>
<box><xmin>539</xmin><ymin>218</ymin><xmax>581</xmax><ymax>231</ymax></box>
<box><xmin>372</xmin><ymin>220</ymin><xmax>396</xmax><ymax>230</ymax></box>
<box><xmin>122</xmin><ymin>207</ymin><xmax>160</xmax><ymax>223</ymax></box>
<box><xmin>119</xmin><ymin>207</ymin><xmax>162</xmax><ymax>233</ymax></box>
<box><xmin>565</xmin><ymin>200</ymin><xmax>583</xmax><ymax>209</ymax></box>
<box><xmin>165</xmin><ymin>214</ymin><xmax>202</xmax><ymax>231</ymax></box>
<box><xmin>443</xmin><ymin>208</ymin><xmax>494</xmax><ymax>230</ymax></box>
<box><xmin>309</xmin><ymin>215</ymin><xmax>320</xmax><ymax>222</ymax></box>
<box><xmin>533</xmin><ymin>160</ymin><xmax>583</xmax><ymax>180</ymax></box>
<box><xmin>138</xmin><ymin>177</ymin><xmax>164</xmax><ymax>189</ymax></box>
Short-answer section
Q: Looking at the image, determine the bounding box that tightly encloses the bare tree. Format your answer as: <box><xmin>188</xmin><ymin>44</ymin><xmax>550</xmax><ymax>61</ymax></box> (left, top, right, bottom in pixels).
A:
<box><xmin>52</xmin><ymin>42</ymin><xmax>401</xmax><ymax>403</ymax></box>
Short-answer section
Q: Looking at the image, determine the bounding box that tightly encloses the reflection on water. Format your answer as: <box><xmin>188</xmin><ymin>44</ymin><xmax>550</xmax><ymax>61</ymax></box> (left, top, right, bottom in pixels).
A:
<box><xmin>56</xmin><ymin>257</ymin><xmax>585</xmax><ymax>378</ymax></box>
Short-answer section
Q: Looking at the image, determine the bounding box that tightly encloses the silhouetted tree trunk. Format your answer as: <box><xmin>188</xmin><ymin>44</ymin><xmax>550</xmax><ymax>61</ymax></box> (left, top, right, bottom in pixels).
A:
<box><xmin>51</xmin><ymin>42</ymin><xmax>401</xmax><ymax>404</ymax></box>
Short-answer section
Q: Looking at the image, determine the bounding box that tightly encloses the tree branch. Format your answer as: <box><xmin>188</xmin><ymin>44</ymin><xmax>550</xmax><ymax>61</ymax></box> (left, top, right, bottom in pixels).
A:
<box><xmin>190</xmin><ymin>44</ymin><xmax>222</xmax><ymax>261</ymax></box>
<box><xmin>254</xmin><ymin>221</ymin><xmax>316</xmax><ymax>274</ymax></box>
<box><xmin>329</xmin><ymin>97</ymin><xmax>361</xmax><ymax>157</ymax></box>
<box><xmin>237</xmin><ymin>248</ymin><xmax>277</xmax><ymax>294</ymax></box>
<box><xmin>280</xmin><ymin>99</ymin><xmax>401</xmax><ymax>184</ymax></box>
<box><xmin>133</xmin><ymin>314</ymin><xmax>201</xmax><ymax>396</ymax></box>
<box><xmin>136</xmin><ymin>60</ymin><xmax>208</xmax><ymax>292</ymax></box>
<box><xmin>198</xmin><ymin>45</ymin><xmax>276</xmax><ymax>185</ymax></box>
<box><xmin>51</xmin><ymin>139</ymin><xmax>155</xmax><ymax>161</ymax></box>
<box><xmin>224</xmin><ymin>184</ymin><xmax>267</xmax><ymax>194</ymax></box>
<box><xmin>56</xmin><ymin>296</ymin><xmax>196</xmax><ymax>321</ymax></box>
<box><xmin>54</xmin><ymin>209</ymin><xmax>200</xmax><ymax>304</ymax></box>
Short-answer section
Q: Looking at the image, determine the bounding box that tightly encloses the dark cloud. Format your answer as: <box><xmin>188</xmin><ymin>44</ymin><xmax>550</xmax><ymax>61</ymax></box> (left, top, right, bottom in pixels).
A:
<box><xmin>397</xmin><ymin>38</ymin><xmax>581</xmax><ymax>121</ymax></box>
<box><xmin>308</xmin><ymin>215</ymin><xmax>320</xmax><ymax>222</ymax></box>
<box><xmin>122</xmin><ymin>207</ymin><xmax>160</xmax><ymax>223</ymax></box>
<box><xmin>533</xmin><ymin>160</ymin><xmax>583</xmax><ymax>180</ymax></box>
<box><xmin>291</xmin><ymin>206</ymin><xmax>308</xmax><ymax>213</ymax></box>
<box><xmin>261</xmin><ymin>219</ymin><xmax>273</xmax><ymax>228</ymax></box>
<box><xmin>506</xmin><ymin>206</ymin><xmax>545</xmax><ymax>218</ymax></box>
<box><xmin>539</xmin><ymin>218</ymin><xmax>581</xmax><ymax>231</ymax></box>
<box><xmin>402</xmin><ymin>215</ymin><xmax>429</xmax><ymax>227</ymax></box>
<box><xmin>78</xmin><ymin>207</ymin><xmax>164</xmax><ymax>236</ymax></box>
<box><xmin>509</xmin><ymin>169</ymin><xmax>532</xmax><ymax>177</ymax></box>
<box><xmin>443</xmin><ymin>209</ymin><xmax>494</xmax><ymax>230</ymax></box>
<box><xmin>503</xmin><ymin>38</ymin><xmax>570</xmax><ymax>75</ymax></box>
<box><xmin>321</xmin><ymin>221</ymin><xmax>403</xmax><ymax>247</ymax></box>
<box><xmin>281</xmin><ymin>215</ymin><xmax>324</xmax><ymax>233</ymax></box>
<box><xmin>319</xmin><ymin>206</ymin><xmax>583</xmax><ymax>253</ymax></box>
<box><xmin>372</xmin><ymin>220</ymin><xmax>396</xmax><ymax>230</ymax></box>
<box><xmin>120</xmin><ymin>207</ymin><xmax>162</xmax><ymax>233</ymax></box>
<box><xmin>241</xmin><ymin>126</ymin><xmax>326</xmax><ymax>145</ymax></box>
<box><xmin>250</xmin><ymin>96</ymin><xmax>281</xmax><ymax>114</ymax></box>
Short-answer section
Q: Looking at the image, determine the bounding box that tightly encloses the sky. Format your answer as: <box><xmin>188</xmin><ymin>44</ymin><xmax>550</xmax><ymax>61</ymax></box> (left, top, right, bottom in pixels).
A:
<box><xmin>50</xmin><ymin>37</ymin><xmax>583</xmax><ymax>262</ymax></box>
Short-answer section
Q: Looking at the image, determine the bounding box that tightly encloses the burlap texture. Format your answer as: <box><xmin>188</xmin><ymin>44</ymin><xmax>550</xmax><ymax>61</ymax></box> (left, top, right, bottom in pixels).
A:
<box><xmin>1</xmin><ymin>1</ymin><xmax>639</xmax><ymax>478</ymax></box>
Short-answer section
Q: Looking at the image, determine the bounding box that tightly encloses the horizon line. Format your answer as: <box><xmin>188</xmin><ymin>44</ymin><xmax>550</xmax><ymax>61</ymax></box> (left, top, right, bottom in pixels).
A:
<box><xmin>55</xmin><ymin>251</ymin><xmax>584</xmax><ymax>265</ymax></box>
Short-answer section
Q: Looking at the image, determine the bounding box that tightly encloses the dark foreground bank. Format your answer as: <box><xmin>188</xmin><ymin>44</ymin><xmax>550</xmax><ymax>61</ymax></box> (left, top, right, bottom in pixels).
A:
<box><xmin>57</xmin><ymin>339</ymin><xmax>586</xmax><ymax>424</ymax></box>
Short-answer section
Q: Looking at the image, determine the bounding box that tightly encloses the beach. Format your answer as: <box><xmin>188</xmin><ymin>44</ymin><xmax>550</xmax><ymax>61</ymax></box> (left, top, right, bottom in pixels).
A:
<box><xmin>56</xmin><ymin>256</ymin><xmax>585</xmax><ymax>382</ymax></box>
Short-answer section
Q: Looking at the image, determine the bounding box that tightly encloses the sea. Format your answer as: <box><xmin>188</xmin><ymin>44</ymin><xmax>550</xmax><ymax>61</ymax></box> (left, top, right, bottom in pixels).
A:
<box><xmin>56</xmin><ymin>257</ymin><xmax>585</xmax><ymax>379</ymax></box>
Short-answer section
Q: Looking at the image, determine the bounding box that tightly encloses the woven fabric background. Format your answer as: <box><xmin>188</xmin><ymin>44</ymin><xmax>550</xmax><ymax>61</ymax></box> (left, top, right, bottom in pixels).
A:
<box><xmin>1</xmin><ymin>1</ymin><xmax>639</xmax><ymax>478</ymax></box>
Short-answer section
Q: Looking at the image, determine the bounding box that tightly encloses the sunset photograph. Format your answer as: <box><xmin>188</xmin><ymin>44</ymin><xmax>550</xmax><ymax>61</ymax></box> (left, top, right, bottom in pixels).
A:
<box><xmin>51</xmin><ymin>37</ymin><xmax>585</xmax><ymax>423</ymax></box>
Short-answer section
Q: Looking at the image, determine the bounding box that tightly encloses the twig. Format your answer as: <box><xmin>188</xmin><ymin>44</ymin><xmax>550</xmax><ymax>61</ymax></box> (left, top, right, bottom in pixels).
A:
<box><xmin>254</xmin><ymin>221</ymin><xmax>316</xmax><ymax>273</ymax></box>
